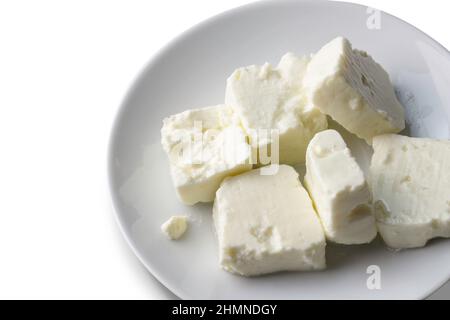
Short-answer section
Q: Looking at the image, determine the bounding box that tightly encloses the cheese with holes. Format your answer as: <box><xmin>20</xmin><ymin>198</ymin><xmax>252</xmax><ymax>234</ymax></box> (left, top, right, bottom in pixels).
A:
<box><xmin>225</xmin><ymin>53</ymin><xmax>328</xmax><ymax>165</ymax></box>
<box><xmin>304</xmin><ymin>130</ymin><xmax>376</xmax><ymax>244</ymax></box>
<box><xmin>371</xmin><ymin>134</ymin><xmax>450</xmax><ymax>248</ymax></box>
<box><xmin>161</xmin><ymin>105</ymin><xmax>252</xmax><ymax>205</ymax></box>
<box><xmin>213</xmin><ymin>165</ymin><xmax>326</xmax><ymax>276</ymax></box>
<box><xmin>302</xmin><ymin>37</ymin><xmax>405</xmax><ymax>143</ymax></box>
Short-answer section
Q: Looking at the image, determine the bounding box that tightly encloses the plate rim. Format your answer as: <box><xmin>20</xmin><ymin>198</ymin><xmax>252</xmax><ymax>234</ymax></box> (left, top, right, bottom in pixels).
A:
<box><xmin>107</xmin><ymin>0</ymin><xmax>450</xmax><ymax>300</ymax></box>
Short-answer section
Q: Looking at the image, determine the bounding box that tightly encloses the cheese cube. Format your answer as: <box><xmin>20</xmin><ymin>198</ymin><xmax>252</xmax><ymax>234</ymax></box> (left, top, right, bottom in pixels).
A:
<box><xmin>303</xmin><ymin>37</ymin><xmax>405</xmax><ymax>143</ymax></box>
<box><xmin>213</xmin><ymin>165</ymin><xmax>326</xmax><ymax>276</ymax></box>
<box><xmin>304</xmin><ymin>130</ymin><xmax>376</xmax><ymax>244</ymax></box>
<box><xmin>370</xmin><ymin>134</ymin><xmax>450</xmax><ymax>248</ymax></box>
<box><xmin>161</xmin><ymin>105</ymin><xmax>252</xmax><ymax>205</ymax></box>
<box><xmin>225</xmin><ymin>53</ymin><xmax>328</xmax><ymax>165</ymax></box>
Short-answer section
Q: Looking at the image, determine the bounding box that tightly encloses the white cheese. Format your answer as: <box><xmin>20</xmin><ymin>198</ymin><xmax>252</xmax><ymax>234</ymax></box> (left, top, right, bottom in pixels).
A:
<box><xmin>304</xmin><ymin>130</ymin><xmax>376</xmax><ymax>244</ymax></box>
<box><xmin>213</xmin><ymin>165</ymin><xmax>326</xmax><ymax>276</ymax></box>
<box><xmin>161</xmin><ymin>105</ymin><xmax>252</xmax><ymax>205</ymax></box>
<box><xmin>225</xmin><ymin>53</ymin><xmax>328</xmax><ymax>165</ymax></box>
<box><xmin>370</xmin><ymin>134</ymin><xmax>450</xmax><ymax>248</ymax></box>
<box><xmin>161</xmin><ymin>216</ymin><xmax>188</xmax><ymax>240</ymax></box>
<box><xmin>302</xmin><ymin>37</ymin><xmax>405</xmax><ymax>143</ymax></box>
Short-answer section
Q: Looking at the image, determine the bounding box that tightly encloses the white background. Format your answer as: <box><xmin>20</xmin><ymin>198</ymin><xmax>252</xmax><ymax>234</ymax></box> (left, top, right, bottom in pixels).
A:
<box><xmin>0</xmin><ymin>0</ymin><xmax>449</xmax><ymax>299</ymax></box>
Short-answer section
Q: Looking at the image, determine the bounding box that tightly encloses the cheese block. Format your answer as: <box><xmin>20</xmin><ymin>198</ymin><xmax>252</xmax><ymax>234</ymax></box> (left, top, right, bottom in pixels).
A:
<box><xmin>213</xmin><ymin>165</ymin><xmax>326</xmax><ymax>276</ymax></box>
<box><xmin>304</xmin><ymin>130</ymin><xmax>376</xmax><ymax>244</ymax></box>
<box><xmin>370</xmin><ymin>134</ymin><xmax>450</xmax><ymax>248</ymax></box>
<box><xmin>161</xmin><ymin>105</ymin><xmax>252</xmax><ymax>205</ymax></box>
<box><xmin>303</xmin><ymin>37</ymin><xmax>405</xmax><ymax>143</ymax></box>
<box><xmin>225</xmin><ymin>53</ymin><xmax>328</xmax><ymax>165</ymax></box>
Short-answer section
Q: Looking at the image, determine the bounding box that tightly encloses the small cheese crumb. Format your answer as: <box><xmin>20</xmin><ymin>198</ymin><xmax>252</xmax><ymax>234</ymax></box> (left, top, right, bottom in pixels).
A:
<box><xmin>161</xmin><ymin>216</ymin><xmax>188</xmax><ymax>240</ymax></box>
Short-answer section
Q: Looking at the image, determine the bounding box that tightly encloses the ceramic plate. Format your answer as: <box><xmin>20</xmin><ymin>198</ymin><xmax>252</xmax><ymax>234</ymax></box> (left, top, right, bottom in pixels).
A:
<box><xmin>108</xmin><ymin>0</ymin><xmax>450</xmax><ymax>299</ymax></box>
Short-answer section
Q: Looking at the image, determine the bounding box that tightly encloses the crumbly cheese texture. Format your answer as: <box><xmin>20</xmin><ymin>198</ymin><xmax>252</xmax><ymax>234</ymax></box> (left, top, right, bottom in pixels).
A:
<box><xmin>161</xmin><ymin>105</ymin><xmax>252</xmax><ymax>205</ymax></box>
<box><xmin>371</xmin><ymin>134</ymin><xmax>450</xmax><ymax>248</ymax></box>
<box><xmin>303</xmin><ymin>37</ymin><xmax>405</xmax><ymax>144</ymax></box>
<box><xmin>161</xmin><ymin>216</ymin><xmax>188</xmax><ymax>240</ymax></box>
<box><xmin>304</xmin><ymin>130</ymin><xmax>376</xmax><ymax>244</ymax></box>
<box><xmin>213</xmin><ymin>165</ymin><xmax>326</xmax><ymax>276</ymax></box>
<box><xmin>225</xmin><ymin>53</ymin><xmax>328</xmax><ymax>165</ymax></box>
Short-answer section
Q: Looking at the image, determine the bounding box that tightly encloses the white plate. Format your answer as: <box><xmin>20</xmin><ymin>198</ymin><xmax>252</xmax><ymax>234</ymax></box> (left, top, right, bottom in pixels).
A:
<box><xmin>108</xmin><ymin>0</ymin><xmax>450</xmax><ymax>299</ymax></box>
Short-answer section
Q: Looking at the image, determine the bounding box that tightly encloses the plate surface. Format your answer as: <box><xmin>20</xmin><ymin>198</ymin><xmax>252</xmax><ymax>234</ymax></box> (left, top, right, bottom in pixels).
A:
<box><xmin>108</xmin><ymin>0</ymin><xmax>450</xmax><ymax>299</ymax></box>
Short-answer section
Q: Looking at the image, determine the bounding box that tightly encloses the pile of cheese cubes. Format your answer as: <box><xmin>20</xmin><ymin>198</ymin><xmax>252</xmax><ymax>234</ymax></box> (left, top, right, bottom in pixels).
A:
<box><xmin>161</xmin><ymin>37</ymin><xmax>450</xmax><ymax>276</ymax></box>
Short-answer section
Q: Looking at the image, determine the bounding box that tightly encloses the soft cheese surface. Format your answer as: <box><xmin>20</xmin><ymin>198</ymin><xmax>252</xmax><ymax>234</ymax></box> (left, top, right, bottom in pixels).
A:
<box><xmin>304</xmin><ymin>130</ymin><xmax>376</xmax><ymax>244</ymax></box>
<box><xmin>303</xmin><ymin>37</ymin><xmax>405</xmax><ymax>143</ymax></box>
<box><xmin>225</xmin><ymin>53</ymin><xmax>327</xmax><ymax>165</ymax></box>
<box><xmin>161</xmin><ymin>105</ymin><xmax>252</xmax><ymax>205</ymax></box>
<box><xmin>213</xmin><ymin>165</ymin><xmax>326</xmax><ymax>276</ymax></box>
<box><xmin>371</xmin><ymin>134</ymin><xmax>450</xmax><ymax>248</ymax></box>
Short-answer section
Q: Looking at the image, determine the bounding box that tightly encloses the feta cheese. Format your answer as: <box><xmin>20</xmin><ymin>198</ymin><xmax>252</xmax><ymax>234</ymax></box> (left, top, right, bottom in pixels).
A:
<box><xmin>161</xmin><ymin>216</ymin><xmax>188</xmax><ymax>240</ymax></box>
<box><xmin>370</xmin><ymin>134</ymin><xmax>450</xmax><ymax>248</ymax></box>
<box><xmin>304</xmin><ymin>130</ymin><xmax>376</xmax><ymax>244</ymax></box>
<box><xmin>213</xmin><ymin>165</ymin><xmax>326</xmax><ymax>276</ymax></box>
<box><xmin>303</xmin><ymin>37</ymin><xmax>405</xmax><ymax>143</ymax></box>
<box><xmin>161</xmin><ymin>105</ymin><xmax>252</xmax><ymax>205</ymax></box>
<box><xmin>225</xmin><ymin>53</ymin><xmax>328</xmax><ymax>165</ymax></box>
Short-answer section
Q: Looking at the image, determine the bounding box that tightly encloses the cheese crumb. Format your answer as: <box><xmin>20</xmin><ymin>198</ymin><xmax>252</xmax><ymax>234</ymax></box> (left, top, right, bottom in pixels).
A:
<box><xmin>161</xmin><ymin>216</ymin><xmax>188</xmax><ymax>240</ymax></box>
